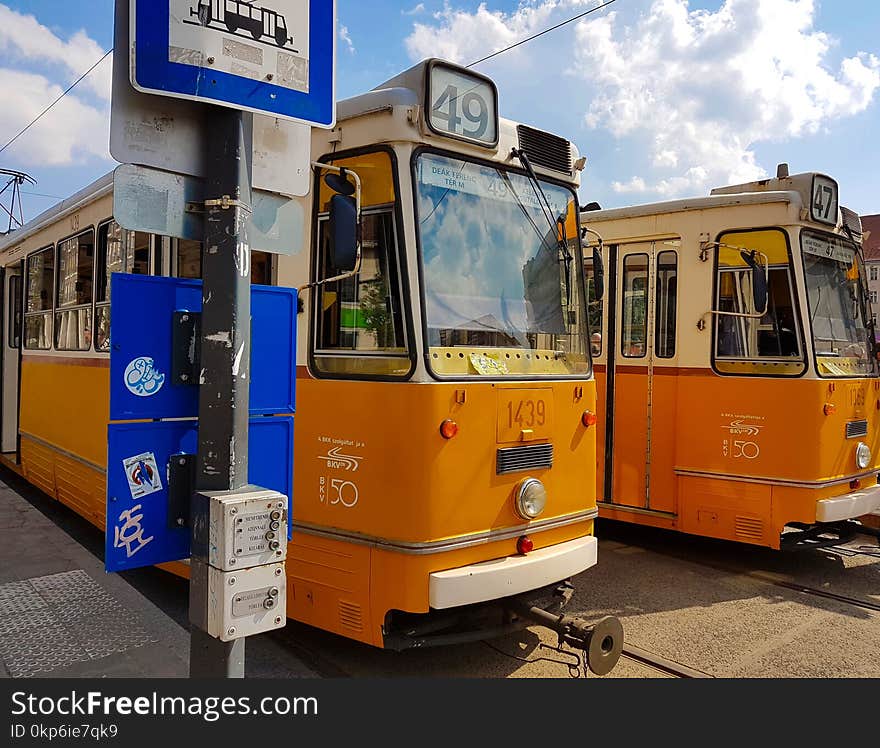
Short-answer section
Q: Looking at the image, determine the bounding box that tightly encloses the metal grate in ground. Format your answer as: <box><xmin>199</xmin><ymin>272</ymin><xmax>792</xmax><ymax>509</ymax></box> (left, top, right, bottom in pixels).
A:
<box><xmin>0</xmin><ymin>569</ymin><xmax>158</xmax><ymax>677</ymax></box>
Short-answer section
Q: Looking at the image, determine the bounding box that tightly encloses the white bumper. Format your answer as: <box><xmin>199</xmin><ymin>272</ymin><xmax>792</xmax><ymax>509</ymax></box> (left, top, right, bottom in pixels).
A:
<box><xmin>816</xmin><ymin>483</ymin><xmax>880</xmax><ymax>522</ymax></box>
<box><xmin>428</xmin><ymin>535</ymin><xmax>598</xmax><ymax>610</ymax></box>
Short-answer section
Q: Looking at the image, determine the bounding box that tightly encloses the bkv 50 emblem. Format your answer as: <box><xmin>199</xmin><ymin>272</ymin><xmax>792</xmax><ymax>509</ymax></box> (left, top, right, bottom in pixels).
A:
<box><xmin>124</xmin><ymin>356</ymin><xmax>166</xmax><ymax>397</ymax></box>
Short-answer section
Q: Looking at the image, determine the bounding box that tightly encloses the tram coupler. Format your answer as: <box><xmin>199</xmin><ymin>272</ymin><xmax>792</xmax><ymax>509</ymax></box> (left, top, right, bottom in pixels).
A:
<box><xmin>504</xmin><ymin>596</ymin><xmax>624</xmax><ymax>676</ymax></box>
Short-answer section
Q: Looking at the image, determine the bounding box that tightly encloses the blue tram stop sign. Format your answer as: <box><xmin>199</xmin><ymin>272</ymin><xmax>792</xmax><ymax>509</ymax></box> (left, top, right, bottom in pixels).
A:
<box><xmin>130</xmin><ymin>0</ymin><xmax>336</xmax><ymax>127</ymax></box>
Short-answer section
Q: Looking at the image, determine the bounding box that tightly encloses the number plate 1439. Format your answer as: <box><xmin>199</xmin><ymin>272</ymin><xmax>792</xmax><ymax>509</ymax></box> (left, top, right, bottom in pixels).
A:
<box><xmin>497</xmin><ymin>390</ymin><xmax>553</xmax><ymax>443</ymax></box>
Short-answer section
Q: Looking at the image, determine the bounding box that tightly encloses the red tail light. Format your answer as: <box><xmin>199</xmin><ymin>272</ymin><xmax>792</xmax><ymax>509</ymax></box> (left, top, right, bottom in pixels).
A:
<box><xmin>516</xmin><ymin>535</ymin><xmax>534</xmax><ymax>555</ymax></box>
<box><xmin>582</xmin><ymin>410</ymin><xmax>598</xmax><ymax>427</ymax></box>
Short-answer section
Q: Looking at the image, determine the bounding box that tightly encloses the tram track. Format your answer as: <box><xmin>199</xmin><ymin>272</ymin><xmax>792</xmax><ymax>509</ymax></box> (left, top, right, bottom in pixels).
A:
<box><xmin>744</xmin><ymin>571</ymin><xmax>880</xmax><ymax>614</ymax></box>
<box><xmin>602</xmin><ymin>524</ymin><xmax>880</xmax><ymax>616</ymax></box>
<box><xmin>619</xmin><ymin>644</ymin><xmax>710</xmax><ymax>678</ymax></box>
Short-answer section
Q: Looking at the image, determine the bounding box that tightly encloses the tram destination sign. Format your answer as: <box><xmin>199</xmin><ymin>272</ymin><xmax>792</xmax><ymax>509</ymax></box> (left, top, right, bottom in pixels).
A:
<box><xmin>130</xmin><ymin>0</ymin><xmax>336</xmax><ymax>126</ymax></box>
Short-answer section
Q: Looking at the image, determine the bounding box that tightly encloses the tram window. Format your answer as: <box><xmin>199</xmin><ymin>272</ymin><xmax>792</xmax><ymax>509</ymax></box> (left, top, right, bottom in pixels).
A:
<box><xmin>24</xmin><ymin>246</ymin><xmax>54</xmax><ymax>350</ymax></box>
<box><xmin>312</xmin><ymin>149</ymin><xmax>411</xmax><ymax>378</ymax></box>
<box><xmin>251</xmin><ymin>251</ymin><xmax>273</xmax><ymax>285</ymax></box>
<box><xmin>655</xmin><ymin>251</ymin><xmax>677</xmax><ymax>358</ymax></box>
<box><xmin>56</xmin><ymin>230</ymin><xmax>95</xmax><ymax>351</ymax></box>
<box><xmin>713</xmin><ymin>229</ymin><xmax>803</xmax><ymax>375</ymax></box>
<box><xmin>315</xmin><ymin>211</ymin><xmax>406</xmax><ymax>358</ymax></box>
<box><xmin>8</xmin><ymin>275</ymin><xmax>21</xmax><ymax>349</ymax></box>
<box><xmin>621</xmin><ymin>254</ymin><xmax>648</xmax><ymax>358</ymax></box>
<box><xmin>584</xmin><ymin>256</ymin><xmax>603</xmax><ymax>356</ymax></box>
<box><xmin>175</xmin><ymin>239</ymin><xmax>273</xmax><ymax>284</ymax></box>
<box><xmin>176</xmin><ymin>239</ymin><xmax>202</xmax><ymax>279</ymax></box>
<box><xmin>95</xmin><ymin>222</ymin><xmax>153</xmax><ymax>352</ymax></box>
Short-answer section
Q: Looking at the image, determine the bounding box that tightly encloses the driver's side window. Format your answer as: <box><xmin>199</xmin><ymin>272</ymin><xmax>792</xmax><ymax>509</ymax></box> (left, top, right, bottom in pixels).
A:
<box><xmin>311</xmin><ymin>150</ymin><xmax>412</xmax><ymax>379</ymax></box>
<box><xmin>713</xmin><ymin>228</ymin><xmax>804</xmax><ymax>376</ymax></box>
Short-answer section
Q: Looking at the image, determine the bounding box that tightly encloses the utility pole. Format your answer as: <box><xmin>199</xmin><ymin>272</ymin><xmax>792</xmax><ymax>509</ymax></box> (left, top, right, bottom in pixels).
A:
<box><xmin>189</xmin><ymin>107</ymin><xmax>254</xmax><ymax>678</ymax></box>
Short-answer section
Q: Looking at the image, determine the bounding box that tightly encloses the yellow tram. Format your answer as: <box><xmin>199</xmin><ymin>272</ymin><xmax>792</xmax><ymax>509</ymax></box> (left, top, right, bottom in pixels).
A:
<box><xmin>582</xmin><ymin>165</ymin><xmax>880</xmax><ymax>549</ymax></box>
<box><xmin>0</xmin><ymin>59</ymin><xmax>621</xmax><ymax>671</ymax></box>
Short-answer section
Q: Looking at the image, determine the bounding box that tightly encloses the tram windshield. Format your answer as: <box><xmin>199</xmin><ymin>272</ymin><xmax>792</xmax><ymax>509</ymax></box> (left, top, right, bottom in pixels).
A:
<box><xmin>802</xmin><ymin>230</ymin><xmax>875</xmax><ymax>377</ymax></box>
<box><xmin>415</xmin><ymin>152</ymin><xmax>588</xmax><ymax>377</ymax></box>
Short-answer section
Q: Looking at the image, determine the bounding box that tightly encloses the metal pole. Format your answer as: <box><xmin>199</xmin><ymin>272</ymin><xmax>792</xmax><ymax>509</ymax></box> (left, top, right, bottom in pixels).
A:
<box><xmin>189</xmin><ymin>106</ymin><xmax>254</xmax><ymax>678</ymax></box>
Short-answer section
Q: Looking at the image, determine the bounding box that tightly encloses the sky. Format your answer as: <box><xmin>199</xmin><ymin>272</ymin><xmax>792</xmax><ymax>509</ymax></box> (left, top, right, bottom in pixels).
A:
<box><xmin>0</xmin><ymin>0</ymin><xmax>878</xmax><ymax>225</ymax></box>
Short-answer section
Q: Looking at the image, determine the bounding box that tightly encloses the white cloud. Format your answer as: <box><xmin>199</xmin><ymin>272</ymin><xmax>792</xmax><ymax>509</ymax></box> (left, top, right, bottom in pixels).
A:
<box><xmin>576</xmin><ymin>0</ymin><xmax>880</xmax><ymax>196</ymax></box>
<box><xmin>404</xmin><ymin>0</ymin><xmax>880</xmax><ymax>202</ymax></box>
<box><xmin>339</xmin><ymin>25</ymin><xmax>355</xmax><ymax>54</ymax></box>
<box><xmin>406</xmin><ymin>0</ymin><xmax>594</xmax><ymax>65</ymax></box>
<box><xmin>402</xmin><ymin>3</ymin><xmax>427</xmax><ymax>15</ymax></box>
<box><xmin>0</xmin><ymin>4</ymin><xmax>111</xmax><ymax>167</ymax></box>
<box><xmin>0</xmin><ymin>68</ymin><xmax>109</xmax><ymax>166</ymax></box>
<box><xmin>0</xmin><ymin>4</ymin><xmax>111</xmax><ymax>100</ymax></box>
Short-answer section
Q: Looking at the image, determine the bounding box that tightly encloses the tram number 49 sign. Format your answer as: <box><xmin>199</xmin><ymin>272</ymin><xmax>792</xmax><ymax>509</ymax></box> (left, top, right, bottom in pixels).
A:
<box><xmin>426</xmin><ymin>61</ymin><xmax>498</xmax><ymax>147</ymax></box>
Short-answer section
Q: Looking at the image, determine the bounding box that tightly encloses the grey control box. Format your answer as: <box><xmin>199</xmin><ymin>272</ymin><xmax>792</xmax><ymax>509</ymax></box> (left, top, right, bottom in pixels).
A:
<box><xmin>191</xmin><ymin>487</ymin><xmax>288</xmax><ymax>571</ymax></box>
<box><xmin>189</xmin><ymin>559</ymin><xmax>287</xmax><ymax>641</ymax></box>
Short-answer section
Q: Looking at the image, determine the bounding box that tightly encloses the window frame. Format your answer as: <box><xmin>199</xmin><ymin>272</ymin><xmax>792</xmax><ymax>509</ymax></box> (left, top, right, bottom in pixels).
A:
<box><xmin>655</xmin><ymin>249</ymin><xmax>678</xmax><ymax>359</ymax></box>
<box><xmin>23</xmin><ymin>244</ymin><xmax>56</xmax><ymax>351</ymax></box>
<box><xmin>411</xmin><ymin>144</ymin><xmax>591</xmax><ymax>382</ymax></box>
<box><xmin>95</xmin><ymin>219</ymin><xmax>153</xmax><ymax>354</ymax></box>
<box><xmin>620</xmin><ymin>253</ymin><xmax>649</xmax><ymax>360</ymax></box>
<box><xmin>584</xmin><ymin>254</ymin><xmax>604</xmax><ymax>358</ymax></box>
<box><xmin>308</xmin><ymin>145</ymin><xmax>416</xmax><ymax>382</ymax></box>
<box><xmin>173</xmin><ymin>237</ymin><xmax>275</xmax><ymax>285</ymax></box>
<box><xmin>54</xmin><ymin>226</ymin><xmax>96</xmax><ymax>352</ymax></box>
<box><xmin>710</xmin><ymin>226</ymin><xmax>806</xmax><ymax>378</ymax></box>
<box><xmin>8</xmin><ymin>273</ymin><xmax>21</xmax><ymax>350</ymax></box>
<box><xmin>313</xmin><ymin>207</ymin><xmax>409</xmax><ymax>357</ymax></box>
<box><xmin>800</xmin><ymin>227</ymin><xmax>876</xmax><ymax>380</ymax></box>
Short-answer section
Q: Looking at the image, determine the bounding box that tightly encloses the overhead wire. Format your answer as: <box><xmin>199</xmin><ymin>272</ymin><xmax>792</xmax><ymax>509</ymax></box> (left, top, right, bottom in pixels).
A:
<box><xmin>467</xmin><ymin>0</ymin><xmax>618</xmax><ymax>68</ymax></box>
<box><xmin>0</xmin><ymin>48</ymin><xmax>113</xmax><ymax>156</ymax></box>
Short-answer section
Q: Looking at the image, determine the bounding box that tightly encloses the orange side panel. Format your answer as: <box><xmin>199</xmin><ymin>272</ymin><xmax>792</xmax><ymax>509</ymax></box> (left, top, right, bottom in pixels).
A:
<box><xmin>678</xmin><ymin>475</ymin><xmax>774</xmax><ymax>546</ymax></box>
<box><xmin>286</xmin><ymin>534</ymin><xmax>373</xmax><ymax>645</ymax></box>
<box><xmin>609</xmin><ymin>370</ymin><xmax>649</xmax><ymax>507</ymax></box>
<box><xmin>647</xmin><ymin>373</ymin><xmax>678</xmax><ymax>513</ymax></box>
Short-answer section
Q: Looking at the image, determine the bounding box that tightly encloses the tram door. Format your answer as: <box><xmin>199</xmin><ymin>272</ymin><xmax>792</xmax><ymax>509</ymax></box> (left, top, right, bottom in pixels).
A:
<box><xmin>1</xmin><ymin>266</ymin><xmax>21</xmax><ymax>455</ymax></box>
<box><xmin>604</xmin><ymin>243</ymin><xmax>678</xmax><ymax>513</ymax></box>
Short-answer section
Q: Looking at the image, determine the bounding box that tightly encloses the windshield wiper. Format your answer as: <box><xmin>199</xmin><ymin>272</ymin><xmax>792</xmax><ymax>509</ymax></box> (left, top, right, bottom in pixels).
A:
<box><xmin>511</xmin><ymin>148</ymin><xmax>574</xmax><ymax>305</ymax></box>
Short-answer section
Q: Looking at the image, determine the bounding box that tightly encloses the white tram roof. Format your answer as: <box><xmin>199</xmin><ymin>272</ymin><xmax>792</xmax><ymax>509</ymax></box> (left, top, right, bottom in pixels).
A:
<box><xmin>581</xmin><ymin>169</ymin><xmax>861</xmax><ymax>240</ymax></box>
<box><xmin>580</xmin><ymin>189</ymin><xmax>798</xmax><ymax>224</ymax></box>
<box><xmin>0</xmin><ymin>171</ymin><xmax>113</xmax><ymax>254</ymax></box>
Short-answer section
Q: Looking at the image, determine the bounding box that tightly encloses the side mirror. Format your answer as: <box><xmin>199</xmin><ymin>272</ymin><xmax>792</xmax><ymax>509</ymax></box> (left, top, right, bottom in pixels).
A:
<box><xmin>740</xmin><ymin>250</ymin><xmax>768</xmax><ymax>314</ymax></box>
<box><xmin>328</xmin><ymin>193</ymin><xmax>358</xmax><ymax>273</ymax></box>
<box><xmin>592</xmin><ymin>245</ymin><xmax>605</xmax><ymax>302</ymax></box>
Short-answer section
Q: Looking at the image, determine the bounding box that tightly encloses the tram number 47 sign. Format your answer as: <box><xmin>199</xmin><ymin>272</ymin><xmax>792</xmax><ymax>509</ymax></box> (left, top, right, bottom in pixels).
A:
<box><xmin>130</xmin><ymin>0</ymin><xmax>336</xmax><ymax>126</ymax></box>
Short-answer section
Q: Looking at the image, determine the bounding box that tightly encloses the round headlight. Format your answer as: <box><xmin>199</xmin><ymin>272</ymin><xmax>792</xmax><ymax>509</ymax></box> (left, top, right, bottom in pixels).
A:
<box><xmin>856</xmin><ymin>442</ymin><xmax>872</xmax><ymax>470</ymax></box>
<box><xmin>515</xmin><ymin>478</ymin><xmax>547</xmax><ymax>520</ymax></box>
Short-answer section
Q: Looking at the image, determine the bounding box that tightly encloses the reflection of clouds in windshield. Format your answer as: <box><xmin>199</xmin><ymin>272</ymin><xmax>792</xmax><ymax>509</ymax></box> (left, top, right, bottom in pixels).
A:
<box><xmin>417</xmin><ymin>156</ymin><xmax>572</xmax><ymax>336</ymax></box>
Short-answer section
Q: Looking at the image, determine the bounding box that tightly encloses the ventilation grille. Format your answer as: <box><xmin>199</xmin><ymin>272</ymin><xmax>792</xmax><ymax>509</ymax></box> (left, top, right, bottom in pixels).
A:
<box><xmin>339</xmin><ymin>601</ymin><xmax>363</xmax><ymax>633</ymax></box>
<box><xmin>841</xmin><ymin>206</ymin><xmax>862</xmax><ymax>241</ymax></box>
<box><xmin>735</xmin><ymin>516</ymin><xmax>764</xmax><ymax>541</ymax></box>
<box><xmin>517</xmin><ymin>125</ymin><xmax>572</xmax><ymax>174</ymax></box>
<box><xmin>846</xmin><ymin>420</ymin><xmax>868</xmax><ymax>439</ymax></box>
<box><xmin>497</xmin><ymin>443</ymin><xmax>553</xmax><ymax>475</ymax></box>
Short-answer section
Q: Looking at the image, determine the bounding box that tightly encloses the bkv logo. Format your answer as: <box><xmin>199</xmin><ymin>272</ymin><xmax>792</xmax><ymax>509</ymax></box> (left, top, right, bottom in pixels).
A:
<box><xmin>124</xmin><ymin>356</ymin><xmax>166</xmax><ymax>397</ymax></box>
<box><xmin>318</xmin><ymin>447</ymin><xmax>362</xmax><ymax>472</ymax></box>
<box><xmin>722</xmin><ymin>419</ymin><xmax>763</xmax><ymax>436</ymax></box>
